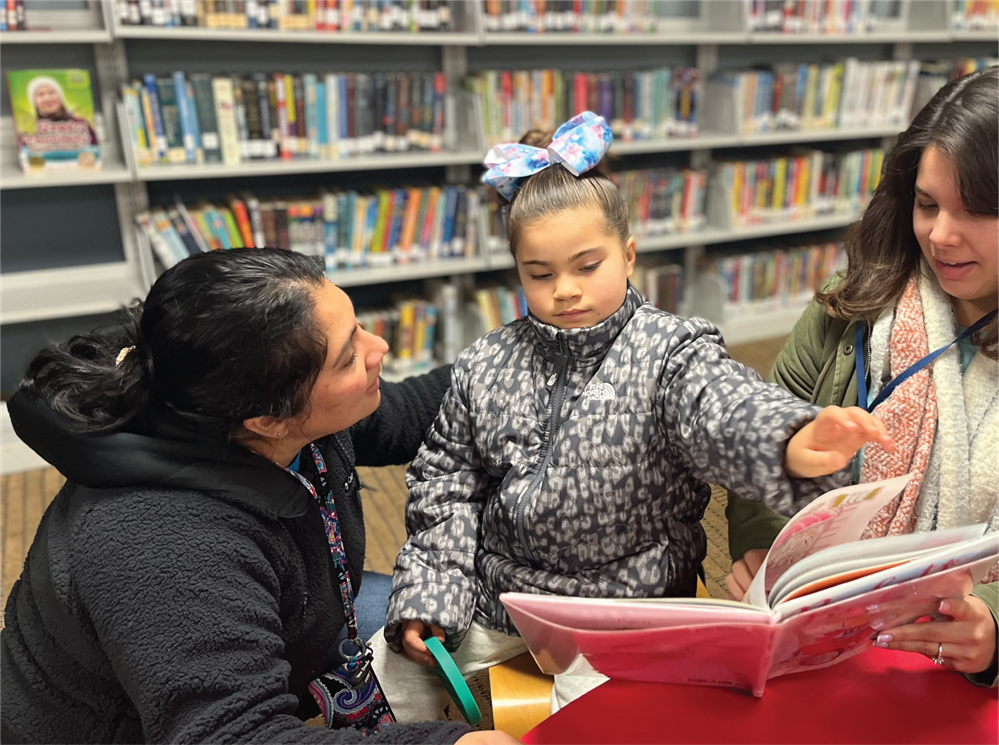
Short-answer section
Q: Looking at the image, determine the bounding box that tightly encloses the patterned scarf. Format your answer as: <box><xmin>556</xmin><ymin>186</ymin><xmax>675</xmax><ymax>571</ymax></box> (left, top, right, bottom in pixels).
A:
<box><xmin>859</xmin><ymin>277</ymin><xmax>937</xmax><ymax>539</ymax></box>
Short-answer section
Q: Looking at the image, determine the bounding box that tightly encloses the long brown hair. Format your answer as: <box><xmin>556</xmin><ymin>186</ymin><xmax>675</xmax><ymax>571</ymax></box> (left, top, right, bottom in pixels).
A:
<box><xmin>504</xmin><ymin>129</ymin><xmax>629</xmax><ymax>256</ymax></box>
<box><xmin>818</xmin><ymin>66</ymin><xmax>998</xmax><ymax>356</ymax></box>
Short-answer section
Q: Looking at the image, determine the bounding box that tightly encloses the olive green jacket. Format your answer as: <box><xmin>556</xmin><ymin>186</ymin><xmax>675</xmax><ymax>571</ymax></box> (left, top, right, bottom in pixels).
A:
<box><xmin>725</xmin><ymin>295</ymin><xmax>999</xmax><ymax>687</ymax></box>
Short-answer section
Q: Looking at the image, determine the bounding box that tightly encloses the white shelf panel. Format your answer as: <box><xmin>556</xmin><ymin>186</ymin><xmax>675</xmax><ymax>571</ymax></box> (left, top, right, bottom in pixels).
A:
<box><xmin>113</xmin><ymin>26</ymin><xmax>480</xmax><ymax>44</ymax></box>
<box><xmin>717</xmin><ymin>306</ymin><xmax>808</xmax><ymax>346</ymax></box>
<box><xmin>738</xmin><ymin>125</ymin><xmax>903</xmax><ymax>145</ymax></box>
<box><xmin>482</xmin><ymin>31</ymin><xmax>749</xmax><ymax>44</ymax></box>
<box><xmin>952</xmin><ymin>30</ymin><xmax>999</xmax><ymax>41</ymax></box>
<box><xmin>610</xmin><ymin>126</ymin><xmax>903</xmax><ymax>154</ymax></box>
<box><xmin>637</xmin><ymin>212</ymin><xmax>860</xmax><ymax>253</ymax></box>
<box><xmin>748</xmin><ymin>30</ymin><xmax>951</xmax><ymax>43</ymax></box>
<box><xmin>1</xmin><ymin>263</ymin><xmax>145</xmax><ymax>325</ymax></box>
<box><xmin>0</xmin><ymin>29</ymin><xmax>110</xmax><ymax>43</ymax></box>
<box><xmin>330</xmin><ymin>256</ymin><xmax>492</xmax><ymax>287</ymax></box>
<box><xmin>134</xmin><ymin>150</ymin><xmax>483</xmax><ymax>181</ymax></box>
<box><xmin>0</xmin><ymin>161</ymin><xmax>132</xmax><ymax>190</ymax></box>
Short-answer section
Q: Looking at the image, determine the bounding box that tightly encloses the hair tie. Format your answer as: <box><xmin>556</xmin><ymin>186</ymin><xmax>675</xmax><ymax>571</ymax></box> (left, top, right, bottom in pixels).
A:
<box><xmin>115</xmin><ymin>346</ymin><xmax>136</xmax><ymax>365</ymax></box>
<box><xmin>481</xmin><ymin>111</ymin><xmax>613</xmax><ymax>200</ymax></box>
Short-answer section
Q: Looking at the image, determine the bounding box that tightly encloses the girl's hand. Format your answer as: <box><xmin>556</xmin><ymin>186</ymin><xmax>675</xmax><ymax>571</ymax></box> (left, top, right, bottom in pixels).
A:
<box><xmin>785</xmin><ymin>406</ymin><xmax>895</xmax><ymax>478</ymax></box>
<box><xmin>874</xmin><ymin>594</ymin><xmax>999</xmax><ymax>675</ymax></box>
<box><xmin>725</xmin><ymin>548</ymin><xmax>768</xmax><ymax>601</ymax></box>
<box><xmin>401</xmin><ymin>619</ymin><xmax>446</xmax><ymax>666</ymax></box>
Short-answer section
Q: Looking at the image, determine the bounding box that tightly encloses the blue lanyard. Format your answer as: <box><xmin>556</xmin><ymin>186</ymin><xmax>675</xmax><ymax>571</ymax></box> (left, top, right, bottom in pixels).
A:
<box><xmin>855</xmin><ymin>309</ymin><xmax>997</xmax><ymax>413</ymax></box>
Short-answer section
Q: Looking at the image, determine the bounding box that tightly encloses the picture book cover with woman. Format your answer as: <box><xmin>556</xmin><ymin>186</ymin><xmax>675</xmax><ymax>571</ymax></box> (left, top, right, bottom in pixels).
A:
<box><xmin>7</xmin><ymin>69</ymin><xmax>101</xmax><ymax>174</ymax></box>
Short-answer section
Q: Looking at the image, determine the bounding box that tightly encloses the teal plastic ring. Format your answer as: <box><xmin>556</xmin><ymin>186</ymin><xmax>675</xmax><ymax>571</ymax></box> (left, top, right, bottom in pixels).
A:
<box><xmin>423</xmin><ymin>636</ymin><xmax>482</xmax><ymax>726</ymax></box>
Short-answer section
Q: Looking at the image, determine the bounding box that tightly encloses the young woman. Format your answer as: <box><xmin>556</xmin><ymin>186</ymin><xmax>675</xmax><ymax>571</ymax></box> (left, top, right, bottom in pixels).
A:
<box><xmin>726</xmin><ymin>67</ymin><xmax>999</xmax><ymax>687</ymax></box>
<box><xmin>0</xmin><ymin>248</ymin><xmax>515</xmax><ymax>743</ymax></box>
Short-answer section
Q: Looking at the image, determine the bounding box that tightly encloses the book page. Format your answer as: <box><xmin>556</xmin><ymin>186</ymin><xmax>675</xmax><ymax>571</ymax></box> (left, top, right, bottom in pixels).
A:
<box><xmin>768</xmin><ymin>523</ymin><xmax>987</xmax><ymax>605</ymax></box>
<box><xmin>745</xmin><ymin>474</ymin><xmax>912</xmax><ymax>608</ymax></box>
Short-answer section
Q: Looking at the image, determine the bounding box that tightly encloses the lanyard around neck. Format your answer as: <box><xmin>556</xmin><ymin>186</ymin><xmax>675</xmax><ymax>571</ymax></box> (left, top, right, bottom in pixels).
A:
<box><xmin>281</xmin><ymin>443</ymin><xmax>360</xmax><ymax>640</ymax></box>
<box><xmin>856</xmin><ymin>308</ymin><xmax>997</xmax><ymax>413</ymax></box>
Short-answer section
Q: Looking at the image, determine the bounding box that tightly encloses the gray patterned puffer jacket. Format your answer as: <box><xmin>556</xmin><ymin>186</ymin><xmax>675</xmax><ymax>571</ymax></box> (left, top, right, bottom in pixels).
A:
<box><xmin>385</xmin><ymin>286</ymin><xmax>849</xmax><ymax>651</ymax></box>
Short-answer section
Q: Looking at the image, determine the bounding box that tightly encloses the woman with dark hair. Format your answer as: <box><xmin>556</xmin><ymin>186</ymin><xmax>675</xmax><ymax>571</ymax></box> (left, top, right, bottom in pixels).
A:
<box><xmin>0</xmin><ymin>248</ymin><xmax>516</xmax><ymax>743</ymax></box>
<box><xmin>725</xmin><ymin>67</ymin><xmax>999</xmax><ymax>686</ymax></box>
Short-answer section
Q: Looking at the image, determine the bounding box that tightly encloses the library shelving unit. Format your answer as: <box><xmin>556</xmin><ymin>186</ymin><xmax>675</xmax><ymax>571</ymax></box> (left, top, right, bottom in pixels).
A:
<box><xmin>2</xmin><ymin>0</ymin><xmax>996</xmax><ymax>374</ymax></box>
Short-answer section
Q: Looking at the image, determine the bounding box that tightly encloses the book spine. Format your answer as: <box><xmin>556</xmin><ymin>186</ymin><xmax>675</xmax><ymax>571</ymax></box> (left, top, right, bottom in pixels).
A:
<box><xmin>172</xmin><ymin>72</ymin><xmax>197</xmax><ymax>163</ymax></box>
<box><xmin>190</xmin><ymin>74</ymin><xmax>222</xmax><ymax>163</ymax></box>
<box><xmin>212</xmin><ymin>76</ymin><xmax>242</xmax><ymax>165</ymax></box>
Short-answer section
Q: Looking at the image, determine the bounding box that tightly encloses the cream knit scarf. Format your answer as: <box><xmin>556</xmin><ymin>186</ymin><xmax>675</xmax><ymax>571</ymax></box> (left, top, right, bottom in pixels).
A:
<box><xmin>859</xmin><ymin>266</ymin><xmax>998</xmax><ymax>576</ymax></box>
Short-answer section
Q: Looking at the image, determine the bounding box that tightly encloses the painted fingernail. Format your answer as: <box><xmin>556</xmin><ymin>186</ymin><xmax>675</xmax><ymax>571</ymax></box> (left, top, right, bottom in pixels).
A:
<box><xmin>875</xmin><ymin>634</ymin><xmax>892</xmax><ymax>648</ymax></box>
<box><xmin>865</xmin><ymin>604</ymin><xmax>880</xmax><ymax>614</ymax></box>
<box><xmin>939</xmin><ymin>600</ymin><xmax>950</xmax><ymax>614</ymax></box>
<box><xmin>870</xmin><ymin>619</ymin><xmax>885</xmax><ymax>630</ymax></box>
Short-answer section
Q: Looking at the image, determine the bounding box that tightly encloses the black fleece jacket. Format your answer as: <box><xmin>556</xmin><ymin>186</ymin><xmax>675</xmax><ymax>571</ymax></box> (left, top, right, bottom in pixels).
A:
<box><xmin>1</xmin><ymin>368</ymin><xmax>469</xmax><ymax>744</ymax></box>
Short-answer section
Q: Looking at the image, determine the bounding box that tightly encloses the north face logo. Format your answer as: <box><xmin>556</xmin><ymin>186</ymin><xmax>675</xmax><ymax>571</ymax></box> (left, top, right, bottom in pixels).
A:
<box><xmin>581</xmin><ymin>382</ymin><xmax>616</xmax><ymax>403</ymax></box>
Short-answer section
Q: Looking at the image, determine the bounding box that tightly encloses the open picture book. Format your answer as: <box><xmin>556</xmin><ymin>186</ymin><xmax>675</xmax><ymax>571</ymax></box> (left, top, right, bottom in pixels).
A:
<box><xmin>501</xmin><ymin>475</ymin><xmax>998</xmax><ymax>696</ymax></box>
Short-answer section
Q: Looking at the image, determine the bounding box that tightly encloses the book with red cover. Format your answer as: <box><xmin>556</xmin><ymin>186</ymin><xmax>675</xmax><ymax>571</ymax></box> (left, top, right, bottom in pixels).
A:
<box><xmin>523</xmin><ymin>648</ymin><xmax>998</xmax><ymax>745</ymax></box>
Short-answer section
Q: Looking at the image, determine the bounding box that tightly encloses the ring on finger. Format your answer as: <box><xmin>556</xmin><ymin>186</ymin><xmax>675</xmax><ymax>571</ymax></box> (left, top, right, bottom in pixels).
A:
<box><xmin>932</xmin><ymin>643</ymin><xmax>945</xmax><ymax>666</ymax></box>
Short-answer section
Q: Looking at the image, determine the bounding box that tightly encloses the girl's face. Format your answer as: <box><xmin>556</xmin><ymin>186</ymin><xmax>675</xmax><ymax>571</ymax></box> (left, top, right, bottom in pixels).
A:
<box><xmin>515</xmin><ymin>206</ymin><xmax>635</xmax><ymax>330</ymax></box>
<box><xmin>33</xmin><ymin>85</ymin><xmax>63</xmax><ymax>116</ymax></box>
<box><xmin>913</xmin><ymin>146</ymin><xmax>999</xmax><ymax>326</ymax></box>
<box><xmin>287</xmin><ymin>281</ymin><xmax>389</xmax><ymax>442</ymax></box>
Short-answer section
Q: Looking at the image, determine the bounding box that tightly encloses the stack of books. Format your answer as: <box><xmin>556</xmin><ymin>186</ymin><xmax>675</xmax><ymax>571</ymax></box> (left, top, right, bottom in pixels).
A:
<box><xmin>748</xmin><ymin>0</ymin><xmax>899</xmax><ymax>34</ymax></box>
<box><xmin>483</xmin><ymin>0</ymin><xmax>675</xmax><ymax>34</ymax></box>
<box><xmin>0</xmin><ymin>0</ymin><xmax>26</xmax><ymax>30</ymax></box>
<box><xmin>467</xmin><ymin>66</ymin><xmax>699</xmax><ymax>146</ymax></box>
<box><xmin>122</xmin><ymin>70</ymin><xmax>447</xmax><ymax>167</ymax></box>
<box><xmin>712</xmin><ymin>146</ymin><xmax>884</xmax><ymax>227</ymax></box>
<box><xmin>953</xmin><ymin>0</ymin><xmax>999</xmax><ymax>30</ymax></box>
<box><xmin>613</xmin><ymin>167</ymin><xmax>708</xmax><ymax>237</ymax></box>
<box><xmin>357</xmin><ymin>298</ymin><xmax>439</xmax><ymax>374</ymax></box>
<box><xmin>135</xmin><ymin>185</ymin><xmax>480</xmax><ymax>271</ymax></box>
<box><xmin>710</xmin><ymin>59</ymin><xmax>919</xmax><ymax>134</ymax></box>
<box><xmin>113</xmin><ymin>0</ymin><xmax>454</xmax><ymax>32</ymax></box>
<box><xmin>700</xmin><ymin>239</ymin><xmax>845</xmax><ymax>320</ymax></box>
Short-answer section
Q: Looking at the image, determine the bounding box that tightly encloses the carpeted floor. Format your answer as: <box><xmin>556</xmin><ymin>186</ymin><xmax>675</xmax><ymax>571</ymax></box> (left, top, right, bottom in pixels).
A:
<box><xmin>0</xmin><ymin>336</ymin><xmax>786</xmax><ymax>614</ymax></box>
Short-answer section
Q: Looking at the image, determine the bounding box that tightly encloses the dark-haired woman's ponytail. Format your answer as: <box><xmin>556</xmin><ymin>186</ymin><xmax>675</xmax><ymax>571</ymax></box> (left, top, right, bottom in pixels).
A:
<box><xmin>19</xmin><ymin>303</ymin><xmax>153</xmax><ymax>431</ymax></box>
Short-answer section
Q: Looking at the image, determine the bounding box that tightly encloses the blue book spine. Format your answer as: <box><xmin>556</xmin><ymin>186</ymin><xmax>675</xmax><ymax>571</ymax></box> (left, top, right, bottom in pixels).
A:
<box><xmin>316</xmin><ymin>81</ymin><xmax>328</xmax><ymax>157</ymax></box>
<box><xmin>143</xmin><ymin>74</ymin><xmax>168</xmax><ymax>162</ymax></box>
<box><xmin>173</xmin><ymin>72</ymin><xmax>196</xmax><ymax>163</ymax></box>
<box><xmin>338</xmin><ymin>75</ymin><xmax>349</xmax><ymax>152</ymax></box>
<box><xmin>441</xmin><ymin>186</ymin><xmax>458</xmax><ymax>252</ymax></box>
<box><xmin>303</xmin><ymin>73</ymin><xmax>319</xmax><ymax>159</ymax></box>
<box><xmin>184</xmin><ymin>81</ymin><xmax>202</xmax><ymax>161</ymax></box>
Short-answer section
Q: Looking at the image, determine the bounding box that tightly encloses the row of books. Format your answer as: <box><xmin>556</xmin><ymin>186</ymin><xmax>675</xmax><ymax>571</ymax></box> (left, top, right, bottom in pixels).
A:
<box><xmin>467</xmin><ymin>67</ymin><xmax>699</xmax><ymax>147</ymax></box>
<box><xmin>122</xmin><ymin>70</ymin><xmax>446</xmax><ymax>167</ymax></box>
<box><xmin>612</xmin><ymin>168</ymin><xmax>708</xmax><ymax>238</ymax></box>
<box><xmin>358</xmin><ymin>299</ymin><xmax>439</xmax><ymax>374</ymax></box>
<box><xmin>135</xmin><ymin>184</ymin><xmax>480</xmax><ymax>271</ymax></box>
<box><xmin>748</xmin><ymin>0</ymin><xmax>898</xmax><ymax>34</ymax></box>
<box><xmin>713</xmin><ymin>147</ymin><xmax>883</xmax><ymax>227</ymax></box>
<box><xmin>700</xmin><ymin>240</ymin><xmax>846</xmax><ymax>319</ymax></box>
<box><xmin>911</xmin><ymin>58</ymin><xmax>999</xmax><ymax>115</ymax></box>
<box><xmin>474</xmin><ymin>284</ymin><xmax>529</xmax><ymax>333</ymax></box>
<box><xmin>953</xmin><ymin>0</ymin><xmax>999</xmax><ymax>29</ymax></box>
<box><xmin>0</xmin><ymin>0</ymin><xmax>25</xmax><ymax>31</ymax></box>
<box><xmin>711</xmin><ymin>59</ymin><xmax>918</xmax><ymax>135</ymax></box>
<box><xmin>632</xmin><ymin>260</ymin><xmax>683</xmax><ymax>315</ymax></box>
<box><xmin>484</xmin><ymin>0</ymin><xmax>675</xmax><ymax>33</ymax></box>
<box><xmin>113</xmin><ymin>0</ymin><xmax>454</xmax><ymax>31</ymax></box>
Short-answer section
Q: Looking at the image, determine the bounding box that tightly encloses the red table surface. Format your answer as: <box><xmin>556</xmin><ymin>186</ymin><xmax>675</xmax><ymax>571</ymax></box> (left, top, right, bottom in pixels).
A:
<box><xmin>523</xmin><ymin>648</ymin><xmax>998</xmax><ymax>744</ymax></box>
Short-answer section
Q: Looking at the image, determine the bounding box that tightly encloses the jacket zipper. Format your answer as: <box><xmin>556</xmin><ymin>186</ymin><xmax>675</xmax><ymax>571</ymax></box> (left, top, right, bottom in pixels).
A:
<box><xmin>514</xmin><ymin>333</ymin><xmax>571</xmax><ymax>567</ymax></box>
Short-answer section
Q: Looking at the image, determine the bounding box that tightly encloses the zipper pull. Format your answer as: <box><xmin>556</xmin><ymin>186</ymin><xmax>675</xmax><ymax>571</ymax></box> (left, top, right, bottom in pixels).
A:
<box><xmin>547</xmin><ymin>372</ymin><xmax>557</xmax><ymax>387</ymax></box>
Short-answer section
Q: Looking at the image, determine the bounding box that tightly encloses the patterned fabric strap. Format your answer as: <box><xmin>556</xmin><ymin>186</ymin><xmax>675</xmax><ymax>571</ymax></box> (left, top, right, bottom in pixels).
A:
<box><xmin>481</xmin><ymin>110</ymin><xmax>613</xmax><ymax>200</ymax></box>
<box><xmin>281</xmin><ymin>444</ymin><xmax>360</xmax><ymax>640</ymax></box>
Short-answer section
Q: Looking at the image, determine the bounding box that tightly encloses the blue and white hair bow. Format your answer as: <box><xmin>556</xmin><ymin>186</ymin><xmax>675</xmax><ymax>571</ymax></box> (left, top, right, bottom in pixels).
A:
<box><xmin>481</xmin><ymin>111</ymin><xmax>613</xmax><ymax>201</ymax></box>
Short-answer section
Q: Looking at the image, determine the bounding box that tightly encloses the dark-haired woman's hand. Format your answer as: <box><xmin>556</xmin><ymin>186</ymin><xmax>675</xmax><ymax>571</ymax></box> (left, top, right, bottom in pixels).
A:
<box><xmin>874</xmin><ymin>592</ymin><xmax>999</xmax><ymax>675</ymax></box>
<box><xmin>401</xmin><ymin>619</ymin><xmax>446</xmax><ymax>666</ymax></box>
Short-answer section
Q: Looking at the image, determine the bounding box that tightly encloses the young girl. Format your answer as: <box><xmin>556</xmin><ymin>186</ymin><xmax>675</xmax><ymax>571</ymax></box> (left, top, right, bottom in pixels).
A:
<box><xmin>370</xmin><ymin>112</ymin><xmax>894</xmax><ymax>720</ymax></box>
